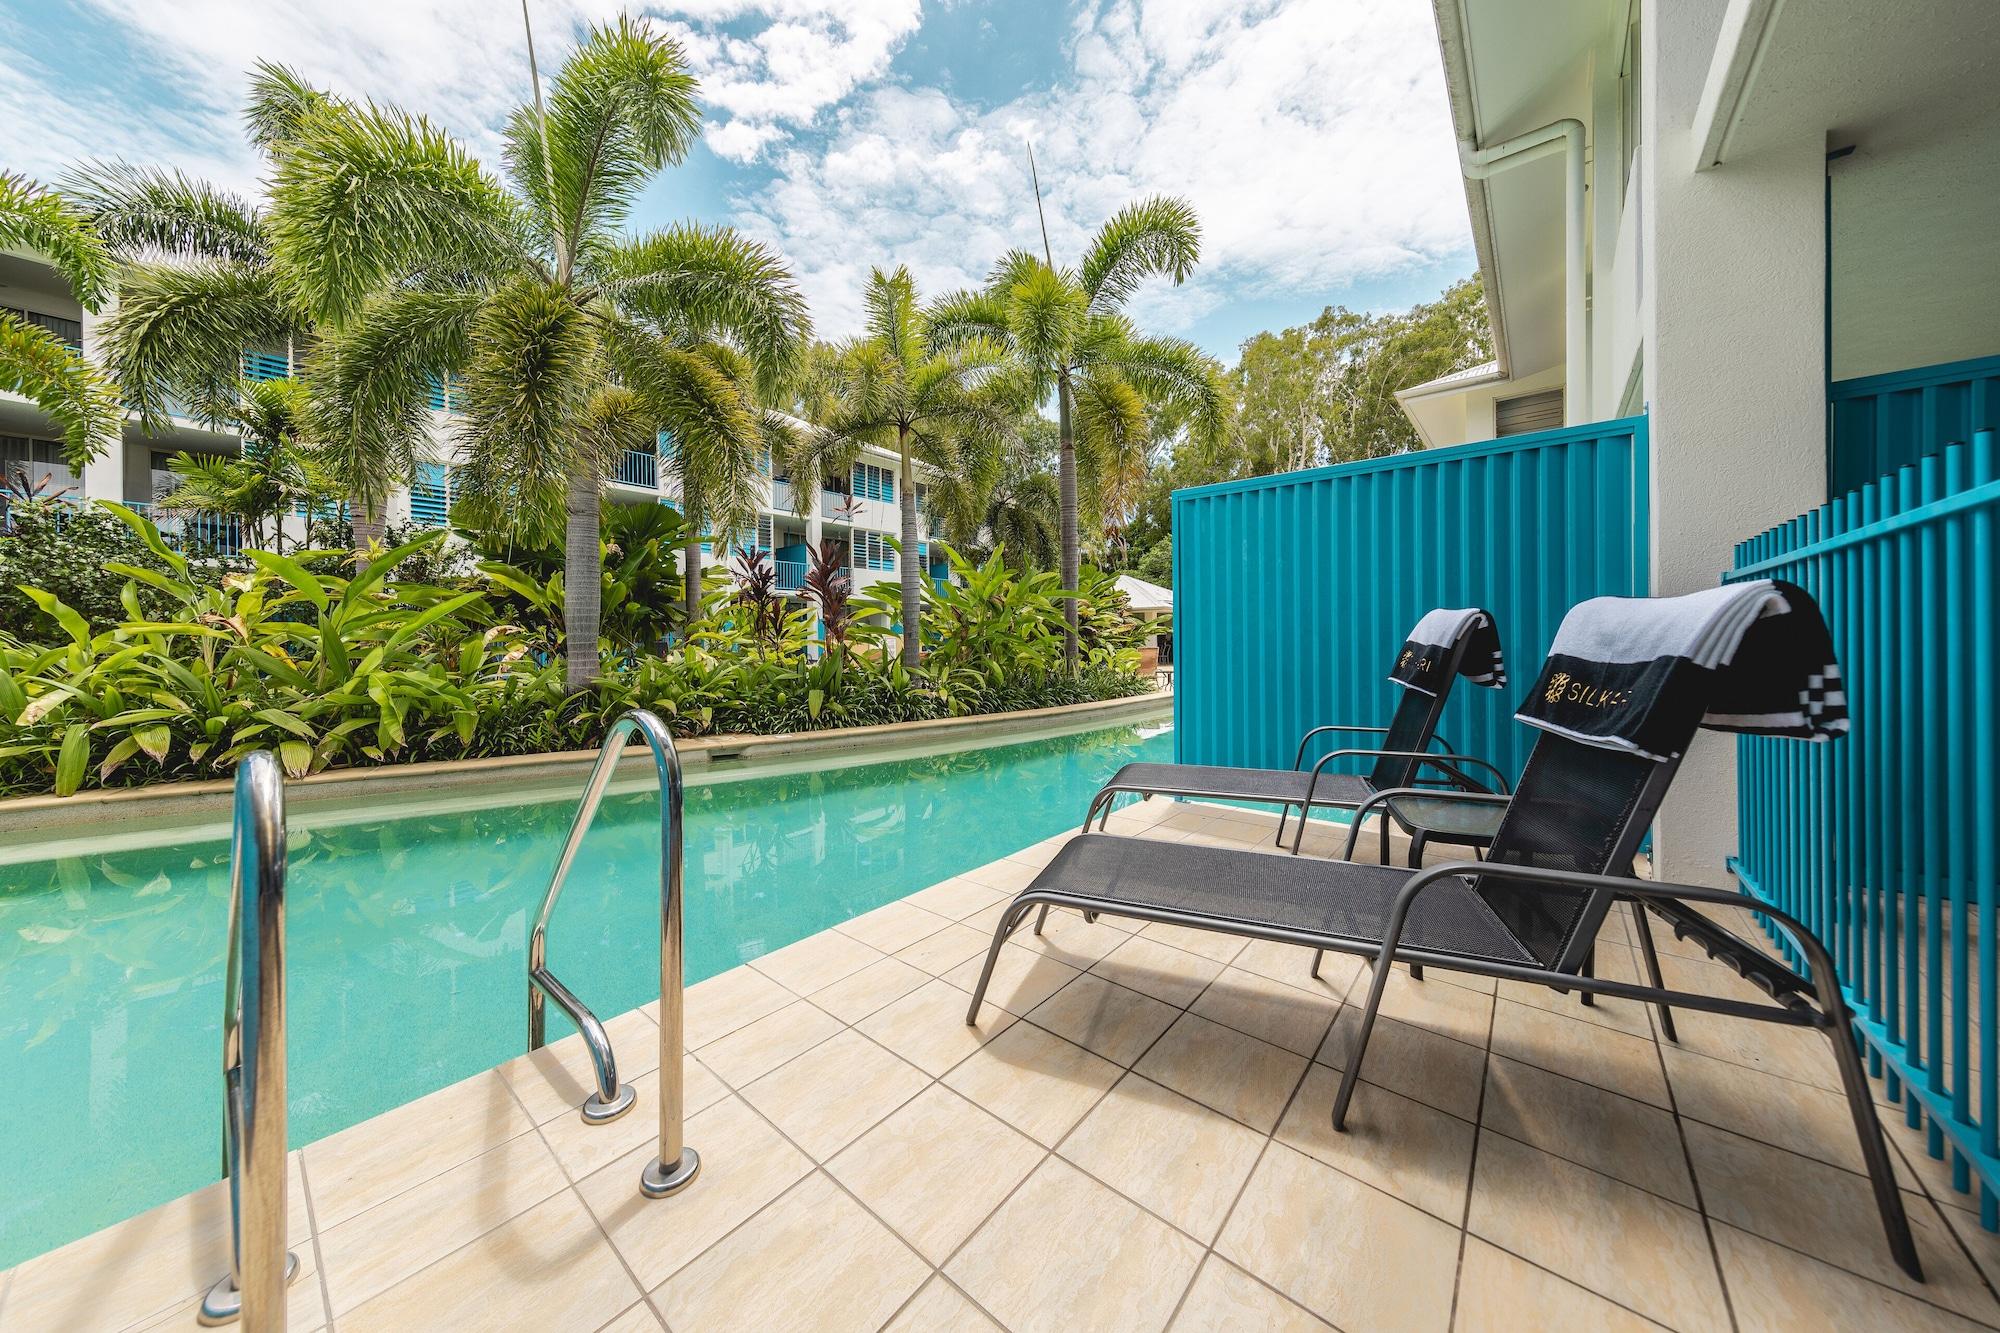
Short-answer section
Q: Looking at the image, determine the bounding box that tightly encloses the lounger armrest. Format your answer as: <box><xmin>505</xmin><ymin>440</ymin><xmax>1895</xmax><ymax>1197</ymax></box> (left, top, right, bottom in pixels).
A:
<box><xmin>1341</xmin><ymin>787</ymin><xmax>1510</xmax><ymax>860</ymax></box>
<box><xmin>1302</xmin><ymin>748</ymin><xmax>1512</xmax><ymax>801</ymax></box>
<box><xmin>1291</xmin><ymin>724</ymin><xmax>1391</xmax><ymax>770</ymax></box>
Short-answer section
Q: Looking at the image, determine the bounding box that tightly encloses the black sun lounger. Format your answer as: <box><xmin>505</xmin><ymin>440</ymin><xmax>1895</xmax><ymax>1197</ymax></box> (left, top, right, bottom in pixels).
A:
<box><xmin>1086</xmin><ymin>607</ymin><xmax>1511</xmax><ymax>856</ymax></box>
<box><xmin>968</xmin><ymin>581</ymin><xmax>1918</xmax><ymax>1280</ymax></box>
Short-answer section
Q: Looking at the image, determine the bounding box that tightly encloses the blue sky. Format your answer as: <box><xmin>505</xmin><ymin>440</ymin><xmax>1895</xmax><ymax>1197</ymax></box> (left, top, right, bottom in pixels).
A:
<box><xmin>0</xmin><ymin>0</ymin><xmax>1475</xmax><ymax>363</ymax></box>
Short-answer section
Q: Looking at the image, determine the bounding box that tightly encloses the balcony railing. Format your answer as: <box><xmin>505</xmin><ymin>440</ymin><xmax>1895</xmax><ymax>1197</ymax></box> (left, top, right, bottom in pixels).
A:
<box><xmin>771</xmin><ymin>478</ymin><xmax>795</xmax><ymax>512</ymax></box>
<box><xmin>613</xmin><ymin>450</ymin><xmax>658</xmax><ymax>489</ymax></box>
<box><xmin>2</xmin><ymin>304</ymin><xmax>82</xmax><ymax>351</ymax></box>
<box><xmin>774</xmin><ymin>558</ymin><xmax>807</xmax><ymax>592</ymax></box>
<box><xmin>1728</xmin><ymin>428</ymin><xmax>1999</xmax><ymax>1228</ymax></box>
<box><xmin>122</xmin><ymin>499</ymin><xmax>245</xmax><ymax>556</ymax></box>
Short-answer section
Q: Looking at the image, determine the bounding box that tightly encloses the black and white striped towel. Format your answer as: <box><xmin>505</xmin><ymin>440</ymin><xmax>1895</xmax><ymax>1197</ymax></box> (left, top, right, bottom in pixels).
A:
<box><xmin>1515</xmin><ymin>580</ymin><xmax>1847</xmax><ymax>761</ymax></box>
<box><xmin>1387</xmin><ymin>608</ymin><xmax>1507</xmax><ymax>696</ymax></box>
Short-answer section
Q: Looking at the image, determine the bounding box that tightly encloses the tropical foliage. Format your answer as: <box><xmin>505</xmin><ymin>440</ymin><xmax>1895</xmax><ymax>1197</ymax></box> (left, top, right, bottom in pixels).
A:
<box><xmin>0</xmin><ymin>173</ymin><xmax>121</xmax><ymax>467</ymax></box>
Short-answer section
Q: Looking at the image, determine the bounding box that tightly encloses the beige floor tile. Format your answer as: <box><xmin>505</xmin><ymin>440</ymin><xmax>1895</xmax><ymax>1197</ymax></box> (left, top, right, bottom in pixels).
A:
<box><xmin>1090</xmin><ymin>933</ymin><xmax>1228</xmax><ymax>1008</ymax></box>
<box><xmin>1714</xmin><ymin>1222</ymin><xmax>1989</xmax><ymax>1333</ymax></box>
<box><xmin>1452</xmin><ymin>1238</ymin><xmax>1668</xmax><ymax>1333</ymax></box>
<box><xmin>1189</xmin><ymin>965</ymin><xmax>1342</xmax><ymax>1056</ymax></box>
<box><xmin>575</xmin><ymin>1093</ymin><xmax>812</xmax><ymax>1289</ymax></box>
<box><xmin>741</xmin><ymin>1028</ymin><xmax>931</xmax><ymax>1160</ymax></box>
<box><xmin>1274</xmin><ymin>1064</ymin><xmax>1475</xmax><ymax>1223</ymax></box>
<box><xmin>1684</xmin><ymin>1123</ymin><xmax>1997</xmax><ymax>1321</ymax></box>
<box><xmin>1014</xmin><ymin>911</ymin><xmax>1131</xmax><ymax>968</ymax></box>
<box><xmin>943</xmin><ymin>1020</ymin><xmax>1123</xmax><ymax>1147</ymax></box>
<box><xmin>1667</xmin><ymin>1004</ymin><xmax>1845</xmax><ymax>1092</ymax></box>
<box><xmin>1060</xmin><ymin>1073</ymin><xmax>1266</xmax><ymax>1243</ymax></box>
<box><xmin>1135</xmin><ymin>1012</ymin><xmax>1309</xmax><ymax>1133</ymax></box>
<box><xmin>947</xmin><ymin>1156</ymin><xmax>1204</xmax><ymax>1333</ymax></box>
<box><xmin>1005</xmin><ymin>840</ymin><xmax>1067</xmax><ymax>868</ymax></box>
<box><xmin>1369</xmin><ymin>966</ymin><xmax>1495</xmax><ymax>1047</ymax></box>
<box><xmin>808</xmin><ymin>955</ymin><xmax>932</xmax><ymax>1024</ymax></box>
<box><xmin>749</xmin><ymin>928</ymin><xmax>885</xmax><ymax>995</ymax></box>
<box><xmin>1230</xmin><ymin>937</ymin><xmax>1361</xmax><ymax>997</ymax></box>
<box><xmin>1169</xmin><ymin>1256</ymin><xmax>1333</xmax><ymax>1331</ymax></box>
<box><xmin>4</xmin><ymin>1156</ymin><xmax>316</xmax><ymax>1333</ymax></box>
<box><xmin>1218</xmin><ymin>1140</ymin><xmax>1459</xmax><ymax>1331</ymax></box>
<box><xmin>857</xmin><ymin>976</ymin><xmax>1020</xmax><ymax>1077</ymax></box>
<box><xmin>1935</xmin><ymin>1197</ymin><xmax>2000</xmax><ymax>1294</ymax></box>
<box><xmin>125</xmin><ymin>1268</ymin><xmax>327</xmax><ymax>1333</ymax></box>
<box><xmin>305</xmin><ymin>1069</ymin><xmax>535</xmax><ymax>1230</ymax></box>
<box><xmin>652</xmin><ymin>1172</ymin><xmax>927</xmax><ymax>1332</ymax></box>
<box><xmin>1489</xmin><ymin>998</ymin><xmax>1669</xmax><ymax>1108</ymax></box>
<box><xmin>595</xmin><ymin>1301</ymin><xmax>665</xmax><ymax>1332</ymax></box>
<box><xmin>1137</xmin><ymin>919</ymin><xmax>1249</xmax><ymax>964</ymax></box>
<box><xmin>895</xmin><ymin>920</ymin><xmax>996</xmax><ymax>976</ymax></box>
<box><xmin>693</xmin><ymin>999</ymin><xmax>843</xmax><ymax>1088</ymax></box>
<box><xmin>497</xmin><ymin>1006</ymin><xmax>661</xmax><ymax>1124</ymax></box>
<box><xmin>1467</xmin><ymin>1131</ymin><xmax>1729</xmax><ymax>1333</ymax></box>
<box><xmin>828</xmin><ymin>1083</ymin><xmax>1045</xmax><ymax>1263</ymax></box>
<box><xmin>340</xmin><ymin>1190</ymin><xmax>640</xmax><ymax>1333</ymax></box>
<box><xmin>535</xmin><ymin>1060</ymin><xmax>728</xmax><ymax>1181</ymax></box>
<box><xmin>962</xmin><ymin>857</ymin><xmax>1044</xmax><ymax>895</ymax></box>
<box><xmin>883</xmin><ymin>1276</ymin><xmax>1004</xmax><ymax>1332</ymax></box>
<box><xmin>1481</xmin><ymin>1056</ymin><xmax>1694</xmax><ymax>1206</ymax></box>
<box><xmin>944</xmin><ymin>941</ymin><xmax>1083</xmax><ymax>1017</ymax></box>
<box><xmin>315</xmin><ymin>1131</ymin><xmax>568</xmax><ymax>1315</ymax></box>
<box><xmin>681</xmin><ymin>963</ymin><xmax>797</xmax><ymax>1049</ymax></box>
<box><xmin>1318</xmin><ymin>1008</ymin><xmax>1488</xmax><ymax>1122</ymax></box>
<box><xmin>1495</xmin><ymin>973</ymin><xmax>1657</xmax><ymax>1039</ymax></box>
<box><xmin>835</xmin><ymin>899</ymin><xmax>957</xmax><ymax>954</ymax></box>
<box><xmin>960</xmin><ymin>899</ymin><xmax>1012</xmax><ymax>937</ymax></box>
<box><xmin>1025</xmin><ymin>972</ymin><xmax>1179</xmax><ymax>1066</ymax></box>
<box><xmin>1663</xmin><ymin>1044</ymin><xmax>1885</xmax><ymax>1177</ymax></box>
<box><xmin>905</xmin><ymin>876</ymin><xmax>1007</xmax><ymax>921</ymax></box>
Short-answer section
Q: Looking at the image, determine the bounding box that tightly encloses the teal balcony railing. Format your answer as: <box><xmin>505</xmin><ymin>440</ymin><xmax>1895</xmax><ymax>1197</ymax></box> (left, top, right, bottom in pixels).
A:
<box><xmin>1830</xmin><ymin>355</ymin><xmax>2000</xmax><ymax>497</ymax></box>
<box><xmin>122</xmin><ymin>499</ymin><xmax>244</xmax><ymax>556</ymax></box>
<box><xmin>614</xmin><ymin>450</ymin><xmax>658</xmax><ymax>489</ymax></box>
<box><xmin>1728</xmin><ymin>427</ymin><xmax>1999</xmax><ymax>1228</ymax></box>
<box><xmin>774</xmin><ymin>558</ymin><xmax>806</xmax><ymax>592</ymax></box>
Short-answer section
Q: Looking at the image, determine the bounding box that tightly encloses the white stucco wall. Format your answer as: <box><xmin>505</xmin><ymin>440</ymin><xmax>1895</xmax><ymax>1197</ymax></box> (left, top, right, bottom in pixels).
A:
<box><xmin>1640</xmin><ymin>0</ymin><xmax>1829</xmax><ymax>886</ymax></box>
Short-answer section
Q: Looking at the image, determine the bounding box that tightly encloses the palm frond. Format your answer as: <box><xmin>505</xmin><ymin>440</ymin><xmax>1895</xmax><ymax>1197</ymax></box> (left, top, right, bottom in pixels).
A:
<box><xmin>244</xmin><ymin>61</ymin><xmax>341</xmax><ymax>156</ymax></box>
<box><xmin>100</xmin><ymin>259</ymin><xmax>306</xmax><ymax>429</ymax></box>
<box><xmin>1087</xmin><ymin>332</ymin><xmax>1227</xmax><ymax>444</ymax></box>
<box><xmin>59</xmin><ymin>161</ymin><xmax>267</xmax><ymax>265</ymax></box>
<box><xmin>922</xmin><ymin>287</ymin><xmax>1010</xmax><ymax>353</ymax></box>
<box><xmin>862</xmin><ymin>266</ymin><xmax>920</xmax><ymax>366</ymax></box>
<box><xmin>595</xmin><ymin>223</ymin><xmax>810</xmax><ymax>393</ymax></box>
<box><xmin>604</xmin><ymin>318</ymin><xmax>766</xmax><ymax>536</ymax></box>
<box><xmin>1001</xmin><ymin>262</ymin><xmax>1088</xmax><ymax>372</ymax></box>
<box><xmin>269</xmin><ymin>100</ymin><xmax>522</xmax><ymax>325</ymax></box>
<box><xmin>505</xmin><ymin>15</ymin><xmax>700</xmax><ymax>266</ymax></box>
<box><xmin>0</xmin><ymin>172</ymin><xmax>114</xmax><ymax>308</ymax></box>
<box><xmin>1080</xmin><ymin>194</ymin><xmax>1200</xmax><ymax>314</ymax></box>
<box><xmin>0</xmin><ymin>312</ymin><xmax>122</xmax><ymax>468</ymax></box>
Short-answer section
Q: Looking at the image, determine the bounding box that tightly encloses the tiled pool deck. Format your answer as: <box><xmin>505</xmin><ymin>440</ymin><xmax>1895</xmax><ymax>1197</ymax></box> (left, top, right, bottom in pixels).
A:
<box><xmin>5</xmin><ymin>798</ymin><xmax>1999</xmax><ymax>1332</ymax></box>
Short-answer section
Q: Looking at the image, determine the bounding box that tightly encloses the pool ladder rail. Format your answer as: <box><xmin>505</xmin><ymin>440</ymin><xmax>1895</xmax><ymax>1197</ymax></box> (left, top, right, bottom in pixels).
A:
<box><xmin>200</xmin><ymin>752</ymin><xmax>300</xmax><ymax>1328</ymax></box>
<box><xmin>527</xmin><ymin>709</ymin><xmax>701</xmax><ymax>1198</ymax></box>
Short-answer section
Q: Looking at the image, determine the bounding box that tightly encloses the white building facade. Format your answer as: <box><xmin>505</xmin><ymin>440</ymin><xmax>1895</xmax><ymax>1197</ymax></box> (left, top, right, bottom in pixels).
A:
<box><xmin>1397</xmin><ymin>0</ymin><xmax>2000</xmax><ymax>883</ymax></box>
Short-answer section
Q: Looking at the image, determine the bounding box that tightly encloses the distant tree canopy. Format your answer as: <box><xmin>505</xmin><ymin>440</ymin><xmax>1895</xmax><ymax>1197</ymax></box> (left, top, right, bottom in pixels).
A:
<box><xmin>1117</xmin><ymin>275</ymin><xmax>1491</xmax><ymax>586</ymax></box>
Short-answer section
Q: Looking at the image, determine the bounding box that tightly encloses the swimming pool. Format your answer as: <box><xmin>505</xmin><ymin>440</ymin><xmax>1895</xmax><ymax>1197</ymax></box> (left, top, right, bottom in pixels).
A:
<box><xmin>0</xmin><ymin>715</ymin><xmax>1173</xmax><ymax>1269</ymax></box>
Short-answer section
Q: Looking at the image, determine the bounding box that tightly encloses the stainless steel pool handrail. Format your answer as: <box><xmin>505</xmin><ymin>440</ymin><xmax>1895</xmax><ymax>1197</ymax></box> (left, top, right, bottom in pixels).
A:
<box><xmin>200</xmin><ymin>752</ymin><xmax>300</xmax><ymax>1328</ymax></box>
<box><xmin>527</xmin><ymin>711</ymin><xmax>700</xmax><ymax>1198</ymax></box>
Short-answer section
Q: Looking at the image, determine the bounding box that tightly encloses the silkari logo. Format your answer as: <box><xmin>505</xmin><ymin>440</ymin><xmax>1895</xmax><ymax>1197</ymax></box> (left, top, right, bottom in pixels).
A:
<box><xmin>1545</xmin><ymin>672</ymin><xmax>1629</xmax><ymax>709</ymax></box>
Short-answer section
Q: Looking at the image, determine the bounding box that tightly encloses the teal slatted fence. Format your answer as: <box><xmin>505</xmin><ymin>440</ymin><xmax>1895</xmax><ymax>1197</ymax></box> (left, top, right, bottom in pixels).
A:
<box><xmin>1727</xmin><ymin>427</ymin><xmax>2000</xmax><ymax>1226</ymax></box>
<box><xmin>1171</xmin><ymin>416</ymin><xmax>1650</xmax><ymax>789</ymax></box>
<box><xmin>1830</xmin><ymin>355</ymin><xmax>2000</xmax><ymax>497</ymax></box>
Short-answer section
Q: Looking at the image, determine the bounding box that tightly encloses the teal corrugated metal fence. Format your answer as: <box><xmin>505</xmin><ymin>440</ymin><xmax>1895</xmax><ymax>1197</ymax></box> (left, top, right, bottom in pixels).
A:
<box><xmin>1727</xmin><ymin>428</ymin><xmax>2000</xmax><ymax>1227</ymax></box>
<box><xmin>1830</xmin><ymin>355</ymin><xmax>2000</xmax><ymax>497</ymax></box>
<box><xmin>1171</xmin><ymin>416</ymin><xmax>1650</xmax><ymax>788</ymax></box>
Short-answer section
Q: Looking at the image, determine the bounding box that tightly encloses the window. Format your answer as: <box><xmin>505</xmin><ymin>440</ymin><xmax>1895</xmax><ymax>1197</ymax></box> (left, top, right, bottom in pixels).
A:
<box><xmin>2</xmin><ymin>306</ymin><xmax>82</xmax><ymax>349</ymax></box>
<box><xmin>1</xmin><ymin>435</ymin><xmax>78</xmax><ymax>492</ymax></box>
<box><xmin>242</xmin><ymin>349</ymin><xmax>290</xmax><ymax>382</ymax></box>
<box><xmin>852</xmin><ymin>462</ymin><xmax>894</xmax><ymax>503</ymax></box>
<box><xmin>407</xmin><ymin>462</ymin><xmax>458</xmax><ymax>527</ymax></box>
<box><xmin>1495</xmin><ymin>389</ymin><xmax>1565</xmax><ymax>437</ymax></box>
<box><xmin>853</xmin><ymin>531</ymin><xmax>892</xmax><ymax>570</ymax></box>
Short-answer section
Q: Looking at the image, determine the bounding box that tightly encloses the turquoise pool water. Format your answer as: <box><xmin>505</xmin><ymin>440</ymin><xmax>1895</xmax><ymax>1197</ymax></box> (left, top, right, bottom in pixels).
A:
<box><xmin>0</xmin><ymin>717</ymin><xmax>1172</xmax><ymax>1269</ymax></box>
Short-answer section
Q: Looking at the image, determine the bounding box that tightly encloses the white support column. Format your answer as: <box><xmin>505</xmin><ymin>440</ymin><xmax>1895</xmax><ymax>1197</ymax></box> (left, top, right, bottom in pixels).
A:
<box><xmin>1641</xmin><ymin>0</ymin><xmax>1828</xmax><ymax>885</ymax></box>
<box><xmin>78</xmin><ymin>298</ymin><xmax>123</xmax><ymax>501</ymax></box>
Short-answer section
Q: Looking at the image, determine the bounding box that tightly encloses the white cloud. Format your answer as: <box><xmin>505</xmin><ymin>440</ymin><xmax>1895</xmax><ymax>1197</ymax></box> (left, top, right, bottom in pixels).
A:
<box><xmin>739</xmin><ymin>0</ymin><xmax>1469</xmax><ymax>342</ymax></box>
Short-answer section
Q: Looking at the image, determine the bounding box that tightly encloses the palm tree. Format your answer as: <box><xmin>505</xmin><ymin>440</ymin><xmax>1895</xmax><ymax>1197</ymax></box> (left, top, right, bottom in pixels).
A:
<box><xmin>0</xmin><ymin>173</ymin><xmax>122</xmax><ymax>468</ymax></box>
<box><xmin>930</xmin><ymin>196</ymin><xmax>1225</xmax><ymax>663</ymax></box>
<box><xmin>267</xmin><ymin>17</ymin><xmax>810</xmax><ymax>690</ymax></box>
<box><xmin>156</xmin><ymin>377</ymin><xmax>332</xmax><ymax>552</ymax></box>
<box><xmin>788</xmin><ymin>269</ymin><xmax>1011</xmax><ymax>666</ymax></box>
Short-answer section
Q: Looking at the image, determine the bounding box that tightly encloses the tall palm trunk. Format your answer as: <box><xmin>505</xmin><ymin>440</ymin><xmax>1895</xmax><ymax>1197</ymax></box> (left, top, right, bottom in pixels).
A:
<box><xmin>563</xmin><ymin>469</ymin><xmax>602</xmax><ymax>691</ymax></box>
<box><xmin>351</xmin><ymin>496</ymin><xmax>384</xmax><ymax>569</ymax></box>
<box><xmin>897</xmin><ymin>426</ymin><xmax>920</xmax><ymax>667</ymax></box>
<box><xmin>682</xmin><ymin>521</ymin><xmax>703</xmax><ymax>629</ymax></box>
<box><xmin>1056</xmin><ymin>372</ymin><xmax>1079</xmax><ymax>668</ymax></box>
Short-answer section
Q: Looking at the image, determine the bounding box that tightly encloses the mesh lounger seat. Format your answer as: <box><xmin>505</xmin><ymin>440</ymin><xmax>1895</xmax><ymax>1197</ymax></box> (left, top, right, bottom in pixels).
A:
<box><xmin>967</xmin><ymin>582</ymin><xmax>1919</xmax><ymax>1280</ymax></box>
<box><xmin>1087</xmin><ymin>607</ymin><xmax>1510</xmax><ymax>856</ymax></box>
